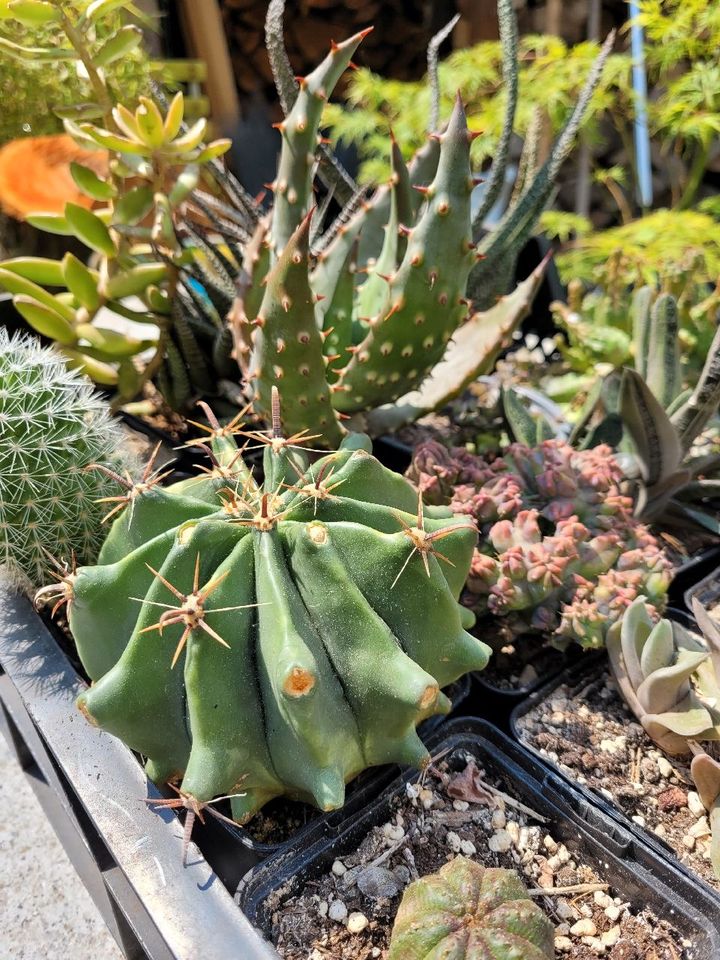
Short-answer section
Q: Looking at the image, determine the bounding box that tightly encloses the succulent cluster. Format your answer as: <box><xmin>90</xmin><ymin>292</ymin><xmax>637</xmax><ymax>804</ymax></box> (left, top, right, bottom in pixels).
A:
<box><xmin>43</xmin><ymin>396</ymin><xmax>489</xmax><ymax>821</ymax></box>
<box><xmin>0</xmin><ymin>329</ymin><xmax>130</xmax><ymax>588</ymax></box>
<box><xmin>608</xmin><ymin>597</ymin><xmax>720</xmax><ymax>756</ymax></box>
<box><xmin>387</xmin><ymin>856</ymin><xmax>554</xmax><ymax>960</ymax></box>
<box><xmin>408</xmin><ymin>438</ymin><xmax>671</xmax><ymax>648</ymax></box>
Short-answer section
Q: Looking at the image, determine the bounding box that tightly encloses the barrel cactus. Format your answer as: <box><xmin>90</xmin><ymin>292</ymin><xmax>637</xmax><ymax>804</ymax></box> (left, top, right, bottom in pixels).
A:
<box><xmin>408</xmin><ymin>438</ymin><xmax>672</xmax><ymax>648</ymax></box>
<box><xmin>46</xmin><ymin>395</ymin><xmax>489</xmax><ymax>821</ymax></box>
<box><xmin>387</xmin><ymin>856</ymin><xmax>554</xmax><ymax>960</ymax></box>
<box><xmin>0</xmin><ymin>329</ymin><xmax>132</xmax><ymax>588</ymax></box>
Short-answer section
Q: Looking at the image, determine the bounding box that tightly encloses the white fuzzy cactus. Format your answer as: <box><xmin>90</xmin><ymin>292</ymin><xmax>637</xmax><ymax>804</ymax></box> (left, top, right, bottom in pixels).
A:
<box><xmin>0</xmin><ymin>329</ymin><xmax>132</xmax><ymax>588</ymax></box>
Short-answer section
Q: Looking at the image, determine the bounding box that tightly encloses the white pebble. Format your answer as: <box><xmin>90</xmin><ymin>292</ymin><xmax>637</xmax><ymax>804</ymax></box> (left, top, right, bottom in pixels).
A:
<box><xmin>654</xmin><ymin>824</ymin><xmax>667</xmax><ymax>837</ymax></box>
<box><xmin>491</xmin><ymin>808</ymin><xmax>507</xmax><ymax>830</ymax></box>
<box><xmin>604</xmin><ymin>905</ymin><xmax>621</xmax><ymax>922</ymax></box>
<box><xmin>570</xmin><ymin>919</ymin><xmax>597</xmax><ymax>937</ymax></box>
<box><xmin>329</xmin><ymin>900</ymin><xmax>348</xmax><ymax>923</ymax></box>
<box><xmin>602</xmin><ymin>926</ymin><xmax>621</xmax><ymax>947</ymax></box>
<box><xmin>347</xmin><ymin>912</ymin><xmax>368</xmax><ymax>934</ymax></box>
<box><xmin>371</xmin><ymin>950</ymin><xmax>381</xmax><ymax>959</ymax></box>
<box><xmin>631</xmin><ymin>814</ymin><xmax>646</xmax><ymax>827</ymax></box>
<box><xmin>317</xmin><ymin>901</ymin><xmax>328</xmax><ymax>917</ymax></box>
<box><xmin>689</xmin><ymin>816</ymin><xmax>711</xmax><ymax>839</ymax></box>
<box><xmin>682</xmin><ymin>834</ymin><xmax>696</xmax><ymax>851</ymax></box>
<box><xmin>406</xmin><ymin>783</ymin><xmax>420</xmax><ymax>800</ymax></box>
<box><xmin>556</xmin><ymin>899</ymin><xmax>576</xmax><ymax>921</ymax></box>
<box><xmin>506</xmin><ymin>821</ymin><xmax>520</xmax><ymax>846</ymax></box>
<box><xmin>488</xmin><ymin>830</ymin><xmax>513</xmax><ymax>853</ymax></box>
<box><xmin>452</xmin><ymin>799</ymin><xmax>469</xmax><ymax>812</ymax></box>
<box><xmin>657</xmin><ymin>757</ymin><xmax>673</xmax><ymax>778</ymax></box>
<box><xmin>446</xmin><ymin>831</ymin><xmax>462</xmax><ymax>853</ymax></box>
<box><xmin>543</xmin><ymin>834</ymin><xmax>558</xmax><ymax>853</ymax></box>
<box><xmin>460</xmin><ymin>840</ymin><xmax>476</xmax><ymax>856</ymax></box>
<box><xmin>688</xmin><ymin>791</ymin><xmax>706</xmax><ymax>817</ymax></box>
<box><xmin>555</xmin><ymin>936</ymin><xmax>573</xmax><ymax>952</ymax></box>
<box><xmin>383</xmin><ymin>823</ymin><xmax>405</xmax><ymax>842</ymax></box>
<box><xmin>419</xmin><ymin>788</ymin><xmax>435</xmax><ymax>810</ymax></box>
<box><xmin>332</xmin><ymin>860</ymin><xmax>347</xmax><ymax>876</ymax></box>
<box><xmin>594</xmin><ymin>891</ymin><xmax>612</xmax><ymax>909</ymax></box>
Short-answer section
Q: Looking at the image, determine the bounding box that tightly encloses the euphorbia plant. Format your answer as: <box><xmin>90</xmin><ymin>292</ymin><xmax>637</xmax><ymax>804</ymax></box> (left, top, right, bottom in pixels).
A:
<box><xmin>408</xmin><ymin>438</ymin><xmax>671</xmax><ymax>648</ymax></box>
<box><xmin>40</xmin><ymin>392</ymin><xmax>490</xmax><ymax>822</ymax></box>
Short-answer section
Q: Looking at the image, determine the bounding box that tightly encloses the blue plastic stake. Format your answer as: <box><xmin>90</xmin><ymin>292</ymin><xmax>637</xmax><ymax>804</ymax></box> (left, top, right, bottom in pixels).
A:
<box><xmin>629</xmin><ymin>0</ymin><xmax>653</xmax><ymax>210</ymax></box>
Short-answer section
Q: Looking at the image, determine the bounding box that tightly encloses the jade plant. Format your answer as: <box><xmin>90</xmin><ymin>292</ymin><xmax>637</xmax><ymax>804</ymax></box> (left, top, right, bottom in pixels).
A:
<box><xmin>0</xmin><ymin>328</ymin><xmax>132</xmax><ymax>588</ymax></box>
<box><xmin>607</xmin><ymin>596</ymin><xmax>720</xmax><ymax>756</ymax></box>
<box><xmin>387</xmin><ymin>856</ymin><xmax>554</xmax><ymax>960</ymax></box>
<box><xmin>408</xmin><ymin>438</ymin><xmax>671</xmax><ymax>648</ymax></box>
<box><xmin>40</xmin><ymin>393</ymin><xmax>490</xmax><ymax>822</ymax></box>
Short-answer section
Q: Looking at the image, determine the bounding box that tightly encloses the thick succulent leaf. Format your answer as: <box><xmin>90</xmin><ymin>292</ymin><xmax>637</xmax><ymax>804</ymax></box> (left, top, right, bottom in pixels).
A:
<box><xmin>691</xmin><ymin>752</ymin><xmax>720</xmax><ymax>817</ymax></box>
<box><xmin>503</xmin><ymin>386</ymin><xmax>539</xmax><ymax>446</ymax></box>
<box><xmin>636</xmin><ymin>649</ymin><xmax>709</xmax><ymax>715</ymax></box>
<box><xmin>614</xmin><ymin>595</ymin><xmax>654</xmax><ymax>692</ymax></box>
<box><xmin>671</xmin><ymin>325</ymin><xmax>720</xmax><ymax>454</ymax></box>
<box><xmin>631</xmin><ymin>285</ymin><xmax>653</xmax><ymax>381</ymax></box>
<box><xmin>639</xmin><ymin>618</ymin><xmax>675</xmax><ymax>679</ymax></box>
<box><xmin>646</xmin><ymin>294</ymin><xmax>681</xmax><ymax>409</ymax></box>
<box><xmin>619</xmin><ymin>368</ymin><xmax>683</xmax><ymax>486</ymax></box>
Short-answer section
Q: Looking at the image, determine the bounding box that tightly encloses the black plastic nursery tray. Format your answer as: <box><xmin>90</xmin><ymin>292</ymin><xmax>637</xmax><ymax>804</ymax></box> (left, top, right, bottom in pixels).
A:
<box><xmin>239</xmin><ymin>717</ymin><xmax>720</xmax><ymax>960</ymax></box>
<box><xmin>672</xmin><ymin>545</ymin><xmax>720</xmax><ymax>611</ymax></box>
<box><xmin>683</xmin><ymin>560</ymin><xmax>720</xmax><ymax>616</ymax></box>
<box><xmin>510</xmin><ymin>609</ymin><xmax>720</xmax><ymax>908</ymax></box>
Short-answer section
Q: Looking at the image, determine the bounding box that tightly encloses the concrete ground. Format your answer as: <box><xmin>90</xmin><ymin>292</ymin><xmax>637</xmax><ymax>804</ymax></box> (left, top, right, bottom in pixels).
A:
<box><xmin>0</xmin><ymin>734</ymin><xmax>123</xmax><ymax>960</ymax></box>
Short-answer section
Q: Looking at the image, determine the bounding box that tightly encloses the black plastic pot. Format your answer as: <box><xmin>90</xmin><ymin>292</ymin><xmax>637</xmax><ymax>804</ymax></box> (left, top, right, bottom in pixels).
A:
<box><xmin>670</xmin><ymin>545</ymin><xmax>720</xmax><ymax>611</ymax></box>
<box><xmin>469</xmin><ymin>638</ymin><xmax>586</xmax><ymax>731</ymax></box>
<box><xmin>682</xmin><ymin>561</ymin><xmax>720</xmax><ymax>614</ymax></box>
<box><xmin>239</xmin><ymin>717</ymin><xmax>720</xmax><ymax>958</ymax></box>
<box><xmin>510</xmin><ymin>609</ymin><xmax>720</xmax><ymax>907</ymax></box>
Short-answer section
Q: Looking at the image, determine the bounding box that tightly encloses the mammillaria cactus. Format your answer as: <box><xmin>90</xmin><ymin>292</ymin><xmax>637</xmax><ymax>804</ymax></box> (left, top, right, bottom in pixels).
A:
<box><xmin>43</xmin><ymin>393</ymin><xmax>490</xmax><ymax>822</ymax></box>
<box><xmin>607</xmin><ymin>597</ymin><xmax>720</xmax><ymax>756</ymax></box>
<box><xmin>408</xmin><ymin>439</ymin><xmax>671</xmax><ymax>648</ymax></box>
<box><xmin>0</xmin><ymin>329</ymin><xmax>131</xmax><ymax>588</ymax></box>
<box><xmin>387</xmin><ymin>856</ymin><xmax>555</xmax><ymax>960</ymax></box>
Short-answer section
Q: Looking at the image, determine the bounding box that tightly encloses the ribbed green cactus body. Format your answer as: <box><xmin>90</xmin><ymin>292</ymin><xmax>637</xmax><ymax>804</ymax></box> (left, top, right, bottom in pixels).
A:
<box><xmin>388</xmin><ymin>857</ymin><xmax>555</xmax><ymax>960</ymax></box>
<box><xmin>0</xmin><ymin>329</ymin><xmax>132</xmax><ymax>587</ymax></box>
<box><xmin>69</xmin><ymin>433</ymin><xmax>489</xmax><ymax>821</ymax></box>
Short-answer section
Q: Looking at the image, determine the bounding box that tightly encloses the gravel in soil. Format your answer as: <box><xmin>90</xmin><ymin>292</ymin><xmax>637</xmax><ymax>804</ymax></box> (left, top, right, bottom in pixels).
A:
<box><xmin>516</xmin><ymin>666</ymin><xmax>719</xmax><ymax>890</ymax></box>
<box><xmin>266</xmin><ymin>755</ymin><xmax>691</xmax><ymax>959</ymax></box>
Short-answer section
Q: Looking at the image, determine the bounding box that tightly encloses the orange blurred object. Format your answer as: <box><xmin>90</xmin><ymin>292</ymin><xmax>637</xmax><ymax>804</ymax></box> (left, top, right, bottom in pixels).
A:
<box><xmin>0</xmin><ymin>134</ymin><xmax>108</xmax><ymax>220</ymax></box>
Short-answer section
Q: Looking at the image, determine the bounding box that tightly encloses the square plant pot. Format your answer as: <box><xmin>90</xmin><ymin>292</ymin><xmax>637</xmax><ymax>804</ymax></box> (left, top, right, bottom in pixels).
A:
<box><xmin>511</xmin><ymin>609</ymin><xmax>720</xmax><ymax>908</ymax></box>
<box><xmin>238</xmin><ymin>717</ymin><xmax>720</xmax><ymax>959</ymax></box>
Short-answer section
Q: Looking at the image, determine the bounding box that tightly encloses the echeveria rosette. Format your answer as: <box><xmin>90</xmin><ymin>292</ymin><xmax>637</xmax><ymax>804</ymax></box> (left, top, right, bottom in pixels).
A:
<box><xmin>47</xmin><ymin>417</ymin><xmax>490</xmax><ymax>823</ymax></box>
<box><xmin>387</xmin><ymin>856</ymin><xmax>555</xmax><ymax>960</ymax></box>
<box><xmin>408</xmin><ymin>438</ymin><xmax>672</xmax><ymax>648</ymax></box>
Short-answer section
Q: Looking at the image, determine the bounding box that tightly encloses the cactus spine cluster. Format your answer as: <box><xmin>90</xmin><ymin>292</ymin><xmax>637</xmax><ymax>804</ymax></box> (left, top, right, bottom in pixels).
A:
<box><xmin>0</xmin><ymin>329</ymin><xmax>131</xmax><ymax>588</ymax></box>
<box><xmin>46</xmin><ymin>395</ymin><xmax>489</xmax><ymax>821</ymax></box>
<box><xmin>387</xmin><ymin>856</ymin><xmax>555</xmax><ymax>960</ymax></box>
<box><xmin>409</xmin><ymin>439</ymin><xmax>671</xmax><ymax>648</ymax></box>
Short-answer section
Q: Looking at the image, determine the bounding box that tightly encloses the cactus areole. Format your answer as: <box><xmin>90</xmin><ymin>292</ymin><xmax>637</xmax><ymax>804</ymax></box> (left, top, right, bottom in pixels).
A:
<box><xmin>54</xmin><ymin>398</ymin><xmax>489</xmax><ymax>822</ymax></box>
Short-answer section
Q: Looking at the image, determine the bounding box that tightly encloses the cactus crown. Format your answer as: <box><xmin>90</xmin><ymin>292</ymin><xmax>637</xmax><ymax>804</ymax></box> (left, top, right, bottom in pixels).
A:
<box><xmin>50</xmin><ymin>393</ymin><xmax>490</xmax><ymax>821</ymax></box>
<box><xmin>0</xmin><ymin>329</ymin><xmax>131</xmax><ymax>588</ymax></box>
<box><xmin>409</xmin><ymin>438</ymin><xmax>671</xmax><ymax>648</ymax></box>
<box><xmin>387</xmin><ymin>856</ymin><xmax>555</xmax><ymax>960</ymax></box>
<box><xmin>608</xmin><ymin>596</ymin><xmax>720</xmax><ymax>756</ymax></box>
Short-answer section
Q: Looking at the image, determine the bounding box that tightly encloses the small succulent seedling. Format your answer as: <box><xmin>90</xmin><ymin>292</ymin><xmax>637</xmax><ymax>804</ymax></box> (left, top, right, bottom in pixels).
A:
<box><xmin>409</xmin><ymin>438</ymin><xmax>671</xmax><ymax>648</ymax></box>
<box><xmin>607</xmin><ymin>596</ymin><xmax>720</xmax><ymax>755</ymax></box>
<box><xmin>387</xmin><ymin>856</ymin><xmax>554</xmax><ymax>960</ymax></box>
<box><xmin>42</xmin><ymin>391</ymin><xmax>490</xmax><ymax>822</ymax></box>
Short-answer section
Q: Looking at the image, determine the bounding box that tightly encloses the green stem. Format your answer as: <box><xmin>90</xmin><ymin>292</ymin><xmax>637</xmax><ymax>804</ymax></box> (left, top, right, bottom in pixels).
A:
<box><xmin>678</xmin><ymin>141</ymin><xmax>710</xmax><ymax>211</ymax></box>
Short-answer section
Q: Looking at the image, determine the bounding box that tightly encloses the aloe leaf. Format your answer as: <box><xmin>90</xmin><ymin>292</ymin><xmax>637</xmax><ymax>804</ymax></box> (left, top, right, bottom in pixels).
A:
<box><xmin>619</xmin><ymin>368</ymin><xmax>683</xmax><ymax>486</ymax></box>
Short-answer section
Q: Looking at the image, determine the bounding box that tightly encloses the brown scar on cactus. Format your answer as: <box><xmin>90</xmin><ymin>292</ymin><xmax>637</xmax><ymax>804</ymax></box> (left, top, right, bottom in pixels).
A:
<box><xmin>392</xmin><ymin>491</ymin><xmax>477</xmax><ymax>587</ymax></box>
<box><xmin>91</xmin><ymin>442</ymin><xmax>174</xmax><ymax>524</ymax></box>
<box><xmin>132</xmin><ymin>553</ymin><xmax>265</xmax><ymax>668</ymax></box>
